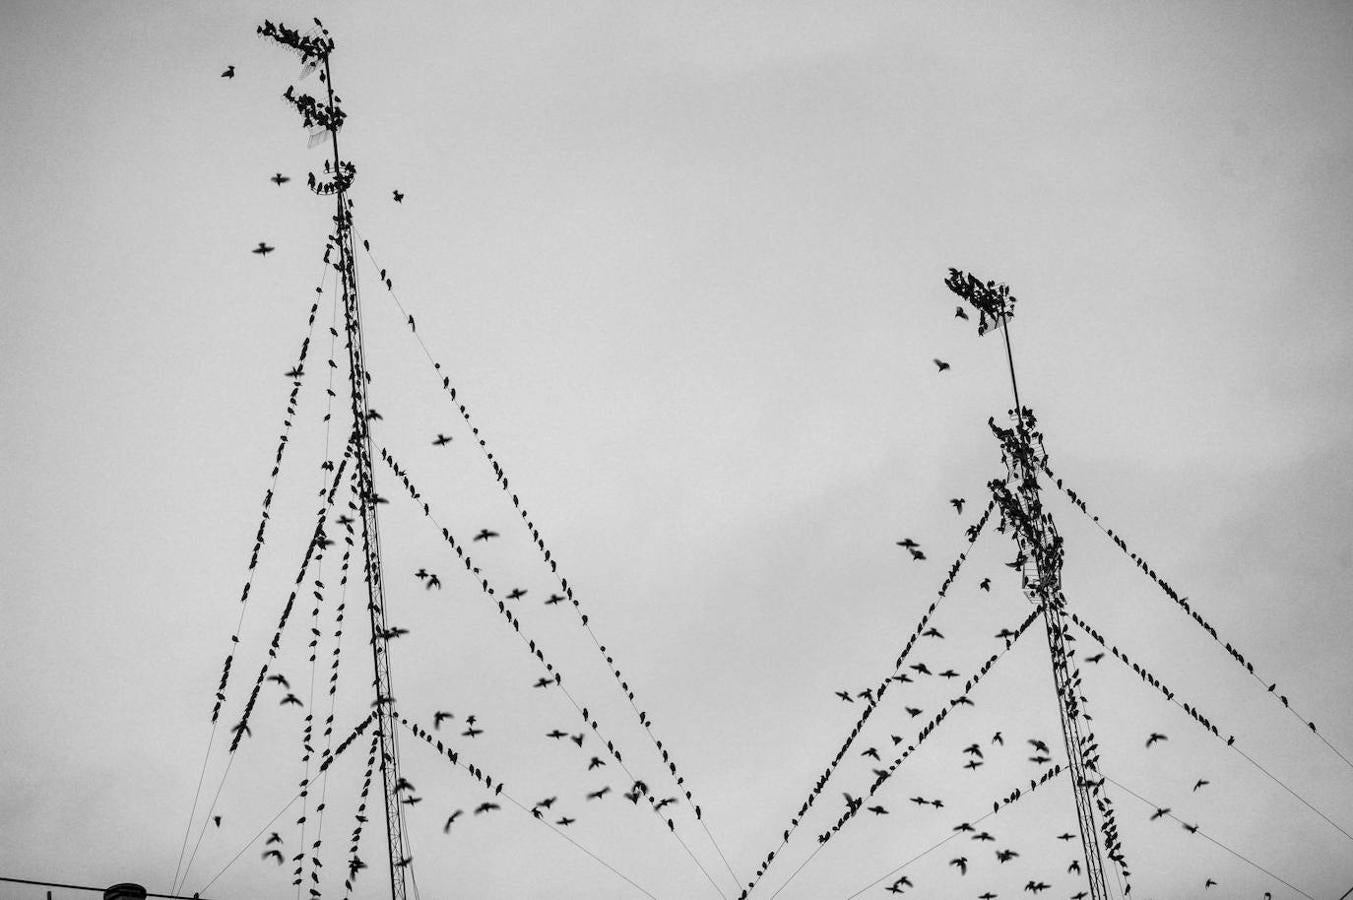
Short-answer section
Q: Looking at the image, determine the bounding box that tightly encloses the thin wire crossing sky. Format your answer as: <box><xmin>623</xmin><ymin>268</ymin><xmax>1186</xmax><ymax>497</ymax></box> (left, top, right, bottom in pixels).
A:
<box><xmin>2</xmin><ymin>2</ymin><xmax>1353</xmax><ymax>899</ymax></box>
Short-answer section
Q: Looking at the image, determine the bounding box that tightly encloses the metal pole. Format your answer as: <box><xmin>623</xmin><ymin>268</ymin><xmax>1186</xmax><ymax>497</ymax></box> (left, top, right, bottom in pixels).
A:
<box><xmin>321</xmin><ymin>49</ymin><xmax>410</xmax><ymax>900</ymax></box>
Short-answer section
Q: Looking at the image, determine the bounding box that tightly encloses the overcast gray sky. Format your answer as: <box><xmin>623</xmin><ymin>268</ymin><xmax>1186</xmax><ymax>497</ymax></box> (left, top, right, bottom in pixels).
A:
<box><xmin>3</xmin><ymin>2</ymin><xmax>1353</xmax><ymax>898</ymax></box>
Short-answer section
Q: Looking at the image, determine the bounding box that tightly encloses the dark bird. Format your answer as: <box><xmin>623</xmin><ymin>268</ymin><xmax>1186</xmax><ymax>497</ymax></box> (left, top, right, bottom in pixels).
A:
<box><xmin>862</xmin><ymin>747</ymin><xmax>881</xmax><ymax>760</ymax></box>
<box><xmin>570</xmin><ymin>733</ymin><xmax>584</xmax><ymax>747</ymax></box>
<box><xmin>1150</xmin><ymin>807</ymin><xmax>1171</xmax><ymax>821</ymax></box>
<box><xmin>949</xmin><ymin>856</ymin><xmax>968</xmax><ymax>875</ymax></box>
<box><xmin>922</xmin><ymin>627</ymin><xmax>944</xmax><ymax>639</ymax></box>
<box><xmin>1182</xmin><ymin>822</ymin><xmax>1199</xmax><ymax>833</ymax></box>
<box><xmin>955</xmin><ymin>305</ymin><xmax>969</xmax><ymax>320</ymax></box>
<box><xmin>285</xmin><ymin>366</ymin><xmax>304</xmax><ymax>379</ymax></box>
<box><xmin>1146</xmin><ymin>732</ymin><xmax>1168</xmax><ymax>748</ymax></box>
<box><xmin>588</xmin><ymin>756</ymin><xmax>605</xmax><ymax>771</ymax></box>
<box><xmin>866</xmin><ymin>805</ymin><xmax>889</xmax><ymax>815</ymax></box>
<box><xmin>473</xmin><ymin>802</ymin><xmax>499</xmax><ymax>815</ymax></box>
<box><xmin>473</xmin><ymin>529</ymin><xmax>499</xmax><ymax>542</ymax></box>
<box><xmin>835</xmin><ymin>690</ymin><xmax>854</xmax><ymax>702</ymax></box>
<box><xmin>963</xmin><ymin>759</ymin><xmax>983</xmax><ymax>770</ymax></box>
<box><xmin>252</xmin><ymin>242</ymin><xmax>275</xmax><ymax>256</ymax></box>
<box><xmin>425</xmin><ymin>575</ymin><xmax>441</xmax><ymax>590</ymax></box>
<box><xmin>909</xmin><ymin>663</ymin><xmax>932</xmax><ymax>676</ymax></box>
<box><xmin>213</xmin><ymin>815</ymin><xmax>222</xmax><ymax>827</ymax></box>
<box><xmin>939</xmin><ymin>669</ymin><xmax>960</xmax><ymax>679</ymax></box>
<box><xmin>909</xmin><ymin>548</ymin><xmax>927</xmax><ymax>561</ymax></box>
<box><xmin>221</xmin><ymin>65</ymin><xmax>235</xmax><ymax>78</ymax></box>
<box><xmin>905</xmin><ymin>706</ymin><xmax>923</xmax><ymax>717</ymax></box>
<box><xmin>1028</xmin><ymin>739</ymin><xmax>1050</xmax><ymax>754</ymax></box>
<box><xmin>462</xmin><ymin>725</ymin><xmax>483</xmax><ymax>738</ymax></box>
<box><xmin>979</xmin><ymin>577</ymin><xmax>991</xmax><ymax>591</ymax></box>
<box><xmin>963</xmin><ymin>743</ymin><xmax>983</xmax><ymax>758</ymax></box>
<box><xmin>1069</xmin><ymin>859</ymin><xmax>1082</xmax><ymax>874</ymax></box>
<box><xmin>971</xmin><ymin>831</ymin><xmax>995</xmax><ymax>842</ymax></box>
<box><xmin>507</xmin><ymin>588</ymin><xmax>527</xmax><ymax>600</ymax></box>
<box><xmin>415</xmin><ymin>568</ymin><xmax>429</xmax><ymax>580</ymax></box>
<box><xmin>934</xmin><ymin>358</ymin><xmax>951</xmax><ymax>372</ymax></box>
<box><xmin>587</xmin><ymin>786</ymin><xmax>611</xmax><ymax>800</ymax></box>
<box><xmin>393</xmin><ymin>189</ymin><xmax>405</xmax><ymax>203</ymax></box>
<box><xmin>401</xmin><ymin>795</ymin><xmax>422</xmax><ymax>806</ymax></box>
<box><xmin>442</xmin><ymin>809</ymin><xmax>463</xmax><ymax>832</ymax></box>
<box><xmin>1029</xmin><ymin>754</ymin><xmax>1051</xmax><ymax>765</ymax></box>
<box><xmin>1085</xmin><ymin>652</ymin><xmax>1105</xmax><ymax>664</ymax></box>
<box><xmin>270</xmin><ymin>172</ymin><xmax>290</xmax><ymax>186</ymax></box>
<box><xmin>556</xmin><ymin>816</ymin><xmax>575</xmax><ymax>826</ymax></box>
<box><xmin>1204</xmin><ymin>878</ymin><xmax>1216</xmax><ymax>888</ymax></box>
<box><xmin>432</xmin><ymin>434</ymin><xmax>452</xmax><ymax>446</ymax></box>
<box><xmin>992</xmin><ymin>731</ymin><xmax>1004</xmax><ymax>745</ymax></box>
<box><xmin>267</xmin><ymin>674</ymin><xmax>290</xmax><ymax>688</ymax></box>
<box><xmin>1056</xmin><ymin>832</ymin><xmax>1075</xmax><ymax>841</ymax></box>
<box><xmin>1193</xmin><ymin>778</ymin><xmax>1210</xmax><ymax>792</ymax></box>
<box><xmin>996</xmin><ymin>848</ymin><xmax>1019</xmax><ymax>863</ymax></box>
<box><xmin>262</xmin><ymin>849</ymin><xmax>284</xmax><ymax>863</ymax></box>
<box><xmin>279</xmin><ymin>693</ymin><xmax>303</xmax><ymax>707</ymax></box>
<box><xmin>545</xmin><ymin>593</ymin><xmax>565</xmax><ymax>605</ymax></box>
<box><xmin>950</xmin><ymin>498</ymin><xmax>966</xmax><ymax>514</ymax></box>
<box><xmin>1025</xmin><ymin>881</ymin><xmax>1050</xmax><ymax>894</ymax></box>
<box><xmin>546</xmin><ymin>729</ymin><xmax>567</xmax><ymax>740</ymax></box>
<box><xmin>888</xmin><ymin>875</ymin><xmax>913</xmax><ymax>892</ymax></box>
<box><xmin>266</xmin><ymin>831</ymin><xmax>282</xmax><ymax>845</ymax></box>
<box><xmin>433</xmin><ymin>711</ymin><xmax>454</xmax><ymax>729</ymax></box>
<box><xmin>533</xmin><ymin>677</ymin><xmax>552</xmax><ymax>689</ymax></box>
<box><xmin>896</xmin><ymin>538</ymin><xmax>920</xmax><ymax>550</ymax></box>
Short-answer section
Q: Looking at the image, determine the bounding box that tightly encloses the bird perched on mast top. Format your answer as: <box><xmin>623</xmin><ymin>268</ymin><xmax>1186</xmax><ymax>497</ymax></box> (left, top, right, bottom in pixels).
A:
<box><xmin>944</xmin><ymin>268</ymin><xmax>1016</xmax><ymax>337</ymax></box>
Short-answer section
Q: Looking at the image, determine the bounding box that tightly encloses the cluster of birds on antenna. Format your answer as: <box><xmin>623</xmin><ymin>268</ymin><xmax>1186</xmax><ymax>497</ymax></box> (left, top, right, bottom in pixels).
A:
<box><xmin>221</xmin><ymin>61</ymin><xmax>405</xmax><ymax>259</ymax></box>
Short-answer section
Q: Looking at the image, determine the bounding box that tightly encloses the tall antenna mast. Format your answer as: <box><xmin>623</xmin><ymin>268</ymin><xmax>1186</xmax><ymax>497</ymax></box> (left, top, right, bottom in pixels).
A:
<box><xmin>258</xmin><ymin>19</ymin><xmax>410</xmax><ymax>899</ymax></box>
<box><xmin>946</xmin><ymin>269</ymin><xmax>1126</xmax><ymax>899</ymax></box>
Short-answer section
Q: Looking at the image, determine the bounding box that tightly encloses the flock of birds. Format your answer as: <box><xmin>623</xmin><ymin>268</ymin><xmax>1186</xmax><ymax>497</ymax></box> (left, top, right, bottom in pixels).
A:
<box><xmin>210</xmin><ymin>56</ymin><xmax>1304</xmax><ymax>900</ymax></box>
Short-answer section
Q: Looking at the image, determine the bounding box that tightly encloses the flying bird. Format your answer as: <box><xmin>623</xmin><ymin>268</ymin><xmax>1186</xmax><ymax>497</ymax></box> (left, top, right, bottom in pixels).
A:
<box><xmin>1146</xmin><ymin>732</ymin><xmax>1168</xmax><ymax>748</ymax></box>
<box><xmin>1085</xmin><ymin>652</ymin><xmax>1105</xmax><ymax>664</ymax></box>
<box><xmin>587</xmin><ymin>786</ymin><xmax>611</xmax><ymax>800</ymax></box>
<box><xmin>950</xmin><ymin>497</ymin><xmax>966</xmax><ymax>514</ymax></box>
<box><xmin>221</xmin><ymin>65</ymin><xmax>235</xmax><ymax>78</ymax></box>
<box><xmin>433</xmin><ymin>711</ymin><xmax>454</xmax><ymax>729</ymax></box>
<box><xmin>979</xmin><ymin>578</ymin><xmax>991</xmax><ymax>591</ymax></box>
<box><xmin>252</xmin><ymin>242</ymin><xmax>275</xmax><ymax>256</ymax></box>
<box><xmin>262</xmin><ymin>849</ymin><xmax>283</xmax><ymax>863</ymax></box>
<box><xmin>473</xmin><ymin>802</ymin><xmax>499</xmax><ymax>815</ymax></box>
<box><xmin>393</xmin><ymin>189</ymin><xmax>405</xmax><ymax>203</ymax></box>
<box><xmin>270</xmin><ymin>172</ymin><xmax>290</xmax><ymax>185</ymax></box>
<box><xmin>507</xmin><ymin>588</ymin><xmax>527</xmax><ymax>600</ymax></box>
<box><xmin>1150</xmin><ymin>807</ymin><xmax>1171</xmax><ymax>821</ymax></box>
<box><xmin>949</xmin><ymin>856</ymin><xmax>968</xmax><ymax>875</ymax></box>
<box><xmin>934</xmin><ymin>358</ymin><xmax>951</xmax><ymax>372</ymax></box>
<box><xmin>425</xmin><ymin>575</ymin><xmax>441</xmax><ymax>590</ymax></box>
<box><xmin>279</xmin><ymin>693</ymin><xmax>303</xmax><ymax>706</ymax></box>
<box><xmin>473</xmin><ymin>529</ymin><xmax>499</xmax><ymax>542</ymax></box>
<box><xmin>955</xmin><ymin>305</ymin><xmax>969</xmax><ymax>319</ymax></box>
<box><xmin>896</xmin><ymin>538</ymin><xmax>920</xmax><ymax>550</ymax></box>
<box><xmin>462</xmin><ymin>725</ymin><xmax>483</xmax><ymax>738</ymax></box>
<box><xmin>266</xmin><ymin>832</ymin><xmax>282</xmax><ymax>845</ymax></box>
<box><xmin>432</xmin><ymin>434</ymin><xmax>452</xmax><ymax>446</ymax></box>
<box><xmin>267</xmin><ymin>674</ymin><xmax>290</xmax><ymax>688</ymax></box>
<box><xmin>545</xmin><ymin>594</ymin><xmax>565</xmax><ymax>605</ymax></box>
<box><xmin>1192</xmin><ymin>778</ymin><xmax>1210</xmax><ymax>792</ymax></box>
<box><xmin>442</xmin><ymin>809</ymin><xmax>463</xmax><ymax>832</ymax></box>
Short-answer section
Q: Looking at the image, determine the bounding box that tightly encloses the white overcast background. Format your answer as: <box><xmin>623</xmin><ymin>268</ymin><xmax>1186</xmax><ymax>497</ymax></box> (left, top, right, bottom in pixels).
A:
<box><xmin>3</xmin><ymin>2</ymin><xmax>1353</xmax><ymax>899</ymax></box>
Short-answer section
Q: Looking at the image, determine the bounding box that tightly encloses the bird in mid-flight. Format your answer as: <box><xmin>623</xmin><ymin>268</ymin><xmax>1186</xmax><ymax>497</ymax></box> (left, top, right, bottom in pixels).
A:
<box><xmin>221</xmin><ymin>65</ymin><xmax>235</xmax><ymax>78</ymax></box>
<box><xmin>933</xmin><ymin>358</ymin><xmax>951</xmax><ymax>372</ymax></box>
<box><xmin>473</xmin><ymin>529</ymin><xmax>499</xmax><ymax>542</ymax></box>
<box><xmin>432</xmin><ymin>433</ymin><xmax>452</xmax><ymax>446</ymax></box>
<box><xmin>950</xmin><ymin>497</ymin><xmax>965</xmax><ymax>514</ymax></box>
<box><xmin>393</xmin><ymin>189</ymin><xmax>405</xmax><ymax>203</ymax></box>
<box><xmin>252</xmin><ymin>242</ymin><xmax>275</xmax><ymax>256</ymax></box>
<box><xmin>1146</xmin><ymin>732</ymin><xmax>1168</xmax><ymax>748</ymax></box>
<box><xmin>955</xmin><ymin>305</ymin><xmax>969</xmax><ymax>320</ymax></box>
<box><xmin>270</xmin><ymin>172</ymin><xmax>290</xmax><ymax>185</ymax></box>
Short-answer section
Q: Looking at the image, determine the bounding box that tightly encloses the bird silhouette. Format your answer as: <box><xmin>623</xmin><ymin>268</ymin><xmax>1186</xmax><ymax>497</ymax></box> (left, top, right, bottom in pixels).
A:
<box><xmin>252</xmin><ymin>242</ymin><xmax>275</xmax><ymax>256</ymax></box>
<box><xmin>905</xmin><ymin>706</ymin><xmax>923</xmax><ymax>717</ymax></box>
<box><xmin>473</xmin><ymin>529</ymin><xmax>499</xmax><ymax>542</ymax></box>
<box><xmin>996</xmin><ymin>848</ymin><xmax>1019</xmax><ymax>863</ymax></box>
<box><xmin>280</xmin><ymin>693</ymin><xmax>302</xmax><ymax>706</ymax></box>
<box><xmin>1028</xmin><ymin>738</ymin><xmax>1050</xmax><ymax>754</ymax></box>
<box><xmin>270</xmin><ymin>172</ymin><xmax>290</xmax><ymax>185</ymax></box>
<box><xmin>1085</xmin><ymin>652</ymin><xmax>1105</xmax><ymax>664</ymax></box>
<box><xmin>267</xmin><ymin>674</ymin><xmax>290</xmax><ymax>688</ymax></box>
<box><xmin>588</xmin><ymin>756</ymin><xmax>605</xmax><ymax>770</ymax></box>
<box><xmin>507</xmin><ymin>588</ymin><xmax>527</xmax><ymax>600</ymax></box>
<box><xmin>922</xmin><ymin>627</ymin><xmax>945</xmax><ymax>639</ymax></box>
<box><xmin>866</xmin><ymin>805</ymin><xmax>889</xmax><ymax>815</ymax></box>
<box><xmin>473</xmin><ymin>802</ymin><xmax>499</xmax><ymax>815</ymax></box>
<box><xmin>425</xmin><ymin>575</ymin><xmax>441</xmax><ymax>590</ymax></box>
<box><xmin>587</xmin><ymin>786</ymin><xmax>611</xmax><ymax>800</ymax></box>
<box><xmin>221</xmin><ymin>65</ymin><xmax>235</xmax><ymax>78</ymax></box>
<box><xmin>1146</xmin><ymin>732</ymin><xmax>1168</xmax><ymax>748</ymax></box>
<box><xmin>934</xmin><ymin>358</ymin><xmax>951</xmax><ymax>372</ymax></box>
<box><xmin>432</xmin><ymin>434</ymin><xmax>452</xmax><ymax>446</ymax></box>
<box><xmin>949</xmin><ymin>856</ymin><xmax>968</xmax><ymax>875</ymax></box>
<box><xmin>284</xmin><ymin>366</ymin><xmax>304</xmax><ymax>379</ymax></box>
<box><xmin>835</xmin><ymin>690</ymin><xmax>853</xmax><ymax>702</ymax></box>
<box><xmin>955</xmin><ymin>305</ymin><xmax>969</xmax><ymax>319</ymax></box>
<box><xmin>979</xmin><ymin>578</ymin><xmax>991</xmax><ymax>591</ymax></box>
<box><xmin>546</xmin><ymin>729</ymin><xmax>567</xmax><ymax>739</ymax></box>
<box><xmin>545</xmin><ymin>593</ymin><xmax>565</xmax><ymax>605</ymax></box>
<box><xmin>896</xmin><ymin>538</ymin><xmax>920</xmax><ymax>549</ymax></box>
<box><xmin>393</xmin><ymin>190</ymin><xmax>405</xmax><ymax>203</ymax></box>
<box><xmin>1193</xmin><ymin>778</ymin><xmax>1210</xmax><ymax>791</ymax></box>
<box><xmin>462</xmin><ymin>725</ymin><xmax>483</xmax><ymax>738</ymax></box>
<box><xmin>533</xmin><ymin>677</ymin><xmax>552</xmax><ymax>689</ymax></box>
<box><xmin>433</xmin><ymin>711</ymin><xmax>454</xmax><ymax>729</ymax></box>
<box><xmin>1150</xmin><ymin>807</ymin><xmax>1171</xmax><ymax>821</ymax></box>
<box><xmin>266</xmin><ymin>831</ymin><xmax>282</xmax><ymax>845</ymax></box>
<box><xmin>262</xmin><ymin>849</ymin><xmax>283</xmax><ymax>863</ymax></box>
<box><xmin>950</xmin><ymin>498</ymin><xmax>966</xmax><ymax>514</ymax></box>
<box><xmin>556</xmin><ymin>816</ymin><xmax>575</xmax><ymax>826</ymax></box>
<box><xmin>442</xmin><ymin>809</ymin><xmax>463</xmax><ymax>832</ymax></box>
